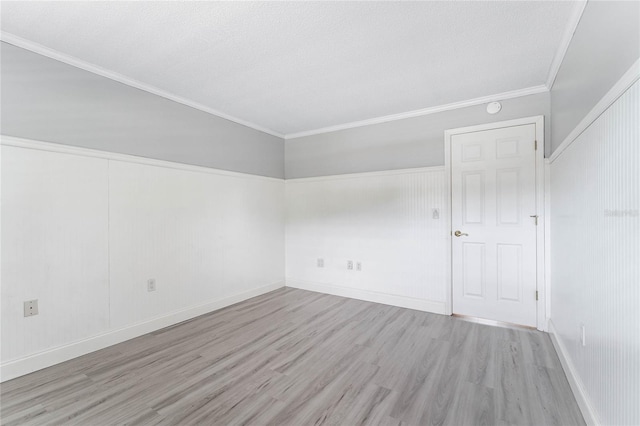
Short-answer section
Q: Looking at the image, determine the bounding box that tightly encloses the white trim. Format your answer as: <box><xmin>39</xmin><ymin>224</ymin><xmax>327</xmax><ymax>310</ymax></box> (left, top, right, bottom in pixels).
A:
<box><xmin>285</xmin><ymin>166</ymin><xmax>444</xmax><ymax>183</ymax></box>
<box><xmin>544</xmin><ymin>159</ymin><xmax>552</xmax><ymax>324</ymax></box>
<box><xmin>0</xmin><ymin>281</ymin><xmax>285</xmax><ymax>382</ymax></box>
<box><xmin>548</xmin><ymin>320</ymin><xmax>599</xmax><ymax>425</ymax></box>
<box><xmin>285</xmin><ymin>85</ymin><xmax>548</xmax><ymax>140</ymax></box>
<box><xmin>286</xmin><ymin>279</ymin><xmax>447</xmax><ymax>315</ymax></box>
<box><xmin>0</xmin><ymin>32</ymin><xmax>285</xmax><ymax>139</ymax></box>
<box><xmin>444</xmin><ymin>116</ymin><xmax>543</xmax><ymax>137</ymax></box>
<box><xmin>1</xmin><ymin>136</ymin><xmax>283</xmax><ymax>182</ymax></box>
<box><xmin>444</xmin><ymin>136</ymin><xmax>453</xmax><ymax>316</ymax></box>
<box><xmin>443</xmin><ymin>116</ymin><xmax>546</xmax><ymax>330</ymax></box>
<box><xmin>545</xmin><ymin>1</ymin><xmax>587</xmax><ymax>90</ymax></box>
<box><xmin>549</xmin><ymin>58</ymin><xmax>640</xmax><ymax>164</ymax></box>
<box><xmin>534</xmin><ymin>117</ymin><xmax>547</xmax><ymax>332</ymax></box>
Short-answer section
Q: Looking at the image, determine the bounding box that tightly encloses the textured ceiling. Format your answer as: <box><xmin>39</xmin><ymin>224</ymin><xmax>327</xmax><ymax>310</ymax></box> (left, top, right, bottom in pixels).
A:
<box><xmin>1</xmin><ymin>1</ymin><xmax>577</xmax><ymax>137</ymax></box>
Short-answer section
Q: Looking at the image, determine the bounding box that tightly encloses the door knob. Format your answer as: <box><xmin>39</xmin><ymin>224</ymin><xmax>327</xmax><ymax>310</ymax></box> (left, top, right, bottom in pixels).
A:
<box><xmin>454</xmin><ymin>230</ymin><xmax>468</xmax><ymax>237</ymax></box>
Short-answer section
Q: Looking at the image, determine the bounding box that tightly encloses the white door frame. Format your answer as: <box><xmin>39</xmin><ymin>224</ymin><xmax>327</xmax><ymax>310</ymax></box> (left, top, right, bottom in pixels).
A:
<box><xmin>444</xmin><ymin>116</ymin><xmax>547</xmax><ymax>331</ymax></box>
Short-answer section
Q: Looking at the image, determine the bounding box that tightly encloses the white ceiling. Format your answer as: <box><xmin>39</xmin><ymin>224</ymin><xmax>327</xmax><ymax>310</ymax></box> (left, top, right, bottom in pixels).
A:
<box><xmin>1</xmin><ymin>1</ymin><xmax>578</xmax><ymax>138</ymax></box>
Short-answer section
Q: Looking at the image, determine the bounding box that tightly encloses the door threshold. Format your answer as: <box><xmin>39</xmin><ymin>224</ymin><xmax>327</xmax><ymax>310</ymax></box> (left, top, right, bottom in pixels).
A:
<box><xmin>452</xmin><ymin>314</ymin><xmax>537</xmax><ymax>331</ymax></box>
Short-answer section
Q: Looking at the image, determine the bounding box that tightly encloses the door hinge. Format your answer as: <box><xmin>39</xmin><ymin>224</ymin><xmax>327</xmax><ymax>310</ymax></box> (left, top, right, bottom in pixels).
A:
<box><xmin>534</xmin><ymin>140</ymin><xmax>538</xmax><ymax>150</ymax></box>
<box><xmin>536</xmin><ymin>290</ymin><xmax>539</xmax><ymax>301</ymax></box>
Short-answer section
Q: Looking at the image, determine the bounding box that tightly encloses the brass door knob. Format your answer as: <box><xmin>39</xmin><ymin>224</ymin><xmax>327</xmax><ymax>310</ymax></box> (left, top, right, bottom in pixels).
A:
<box><xmin>454</xmin><ymin>230</ymin><xmax>469</xmax><ymax>237</ymax></box>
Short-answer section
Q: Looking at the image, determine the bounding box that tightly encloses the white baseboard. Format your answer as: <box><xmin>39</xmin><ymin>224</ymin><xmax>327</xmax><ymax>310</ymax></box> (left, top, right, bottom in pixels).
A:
<box><xmin>0</xmin><ymin>281</ymin><xmax>284</xmax><ymax>382</ymax></box>
<box><xmin>286</xmin><ymin>279</ymin><xmax>447</xmax><ymax>315</ymax></box>
<box><xmin>548</xmin><ymin>319</ymin><xmax>599</xmax><ymax>425</ymax></box>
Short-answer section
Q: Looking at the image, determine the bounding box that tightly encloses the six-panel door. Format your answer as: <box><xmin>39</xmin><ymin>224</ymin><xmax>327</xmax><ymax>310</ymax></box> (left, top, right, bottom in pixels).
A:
<box><xmin>451</xmin><ymin>124</ymin><xmax>538</xmax><ymax>327</ymax></box>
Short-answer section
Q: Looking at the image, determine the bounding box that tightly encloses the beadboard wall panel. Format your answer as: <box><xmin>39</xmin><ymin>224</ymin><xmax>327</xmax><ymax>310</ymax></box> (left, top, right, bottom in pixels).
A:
<box><xmin>285</xmin><ymin>168</ymin><xmax>449</xmax><ymax>312</ymax></box>
<box><xmin>0</xmin><ymin>139</ymin><xmax>285</xmax><ymax>380</ymax></box>
<box><xmin>1</xmin><ymin>146</ymin><xmax>110</xmax><ymax>362</ymax></box>
<box><xmin>109</xmin><ymin>160</ymin><xmax>285</xmax><ymax>328</ymax></box>
<box><xmin>550</xmin><ymin>80</ymin><xmax>639</xmax><ymax>425</ymax></box>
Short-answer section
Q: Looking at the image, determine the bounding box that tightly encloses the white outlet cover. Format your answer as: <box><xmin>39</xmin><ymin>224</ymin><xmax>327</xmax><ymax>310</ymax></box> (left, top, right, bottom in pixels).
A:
<box><xmin>24</xmin><ymin>300</ymin><xmax>39</xmax><ymax>317</ymax></box>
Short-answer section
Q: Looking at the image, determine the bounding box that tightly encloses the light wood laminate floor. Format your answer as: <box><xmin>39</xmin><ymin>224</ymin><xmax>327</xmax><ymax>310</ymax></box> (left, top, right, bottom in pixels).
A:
<box><xmin>1</xmin><ymin>288</ymin><xmax>584</xmax><ymax>426</ymax></box>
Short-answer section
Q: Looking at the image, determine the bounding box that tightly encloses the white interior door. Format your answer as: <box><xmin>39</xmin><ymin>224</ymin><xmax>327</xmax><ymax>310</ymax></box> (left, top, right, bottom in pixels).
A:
<box><xmin>451</xmin><ymin>124</ymin><xmax>538</xmax><ymax>327</ymax></box>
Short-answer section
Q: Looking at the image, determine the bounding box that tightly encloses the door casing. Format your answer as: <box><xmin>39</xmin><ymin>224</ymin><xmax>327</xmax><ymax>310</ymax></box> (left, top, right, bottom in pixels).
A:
<box><xmin>444</xmin><ymin>116</ymin><xmax>547</xmax><ymax>331</ymax></box>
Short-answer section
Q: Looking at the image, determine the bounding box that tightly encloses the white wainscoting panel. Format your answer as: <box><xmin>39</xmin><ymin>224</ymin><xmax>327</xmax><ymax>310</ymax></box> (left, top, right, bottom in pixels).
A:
<box><xmin>0</xmin><ymin>138</ymin><xmax>285</xmax><ymax>381</ymax></box>
<box><xmin>1</xmin><ymin>146</ymin><xmax>110</xmax><ymax>362</ymax></box>
<box><xmin>108</xmin><ymin>160</ymin><xmax>285</xmax><ymax>328</ymax></box>
<box><xmin>285</xmin><ymin>168</ymin><xmax>449</xmax><ymax>313</ymax></box>
<box><xmin>550</xmin><ymin>80</ymin><xmax>639</xmax><ymax>425</ymax></box>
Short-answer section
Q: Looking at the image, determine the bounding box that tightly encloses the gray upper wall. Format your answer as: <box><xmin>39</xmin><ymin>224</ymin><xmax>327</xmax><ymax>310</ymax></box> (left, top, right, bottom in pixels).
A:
<box><xmin>550</xmin><ymin>1</ymin><xmax>640</xmax><ymax>153</ymax></box>
<box><xmin>1</xmin><ymin>42</ymin><xmax>284</xmax><ymax>178</ymax></box>
<box><xmin>285</xmin><ymin>92</ymin><xmax>550</xmax><ymax>179</ymax></box>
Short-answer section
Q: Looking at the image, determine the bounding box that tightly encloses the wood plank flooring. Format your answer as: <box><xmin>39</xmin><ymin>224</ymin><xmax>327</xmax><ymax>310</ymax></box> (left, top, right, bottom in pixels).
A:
<box><xmin>1</xmin><ymin>288</ymin><xmax>585</xmax><ymax>425</ymax></box>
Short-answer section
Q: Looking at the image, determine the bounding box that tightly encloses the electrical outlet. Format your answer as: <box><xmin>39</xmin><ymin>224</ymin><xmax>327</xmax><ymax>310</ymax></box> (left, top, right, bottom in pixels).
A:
<box><xmin>356</xmin><ymin>262</ymin><xmax>362</xmax><ymax>271</ymax></box>
<box><xmin>317</xmin><ymin>258</ymin><xmax>324</xmax><ymax>268</ymax></box>
<box><xmin>147</xmin><ymin>279</ymin><xmax>156</xmax><ymax>292</ymax></box>
<box><xmin>24</xmin><ymin>300</ymin><xmax>38</xmax><ymax>317</ymax></box>
<box><xmin>580</xmin><ymin>324</ymin><xmax>586</xmax><ymax>347</ymax></box>
<box><xmin>347</xmin><ymin>260</ymin><xmax>353</xmax><ymax>270</ymax></box>
<box><xmin>432</xmin><ymin>208</ymin><xmax>440</xmax><ymax>219</ymax></box>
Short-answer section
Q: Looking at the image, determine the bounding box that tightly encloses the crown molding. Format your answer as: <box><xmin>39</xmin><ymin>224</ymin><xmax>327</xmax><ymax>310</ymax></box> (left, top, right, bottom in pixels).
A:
<box><xmin>2</xmin><ymin>30</ymin><xmax>553</xmax><ymax>142</ymax></box>
<box><xmin>545</xmin><ymin>0</ymin><xmax>588</xmax><ymax>90</ymax></box>
<box><xmin>284</xmin><ymin>85</ymin><xmax>548</xmax><ymax>139</ymax></box>
<box><xmin>0</xmin><ymin>31</ymin><xmax>285</xmax><ymax>139</ymax></box>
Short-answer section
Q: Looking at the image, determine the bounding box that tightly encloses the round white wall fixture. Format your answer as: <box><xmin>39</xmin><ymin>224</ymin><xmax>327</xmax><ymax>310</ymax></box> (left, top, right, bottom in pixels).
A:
<box><xmin>486</xmin><ymin>101</ymin><xmax>502</xmax><ymax>114</ymax></box>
